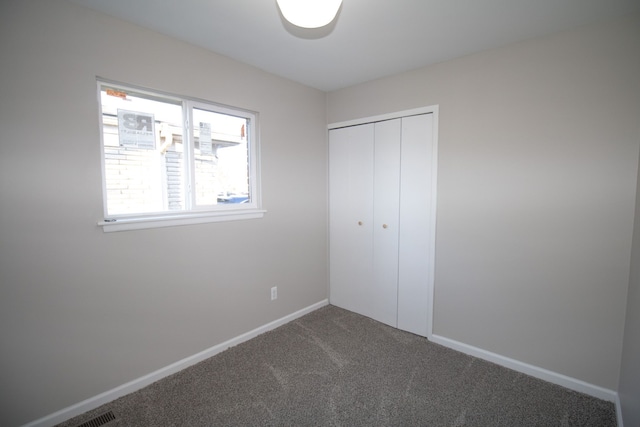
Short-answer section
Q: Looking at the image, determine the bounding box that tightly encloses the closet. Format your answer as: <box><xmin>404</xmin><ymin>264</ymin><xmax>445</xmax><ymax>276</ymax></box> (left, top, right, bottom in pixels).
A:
<box><xmin>328</xmin><ymin>111</ymin><xmax>436</xmax><ymax>337</ymax></box>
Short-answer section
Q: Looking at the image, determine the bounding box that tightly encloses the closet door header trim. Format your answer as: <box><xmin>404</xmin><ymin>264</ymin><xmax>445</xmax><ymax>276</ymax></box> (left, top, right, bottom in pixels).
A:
<box><xmin>328</xmin><ymin>105</ymin><xmax>439</xmax><ymax>130</ymax></box>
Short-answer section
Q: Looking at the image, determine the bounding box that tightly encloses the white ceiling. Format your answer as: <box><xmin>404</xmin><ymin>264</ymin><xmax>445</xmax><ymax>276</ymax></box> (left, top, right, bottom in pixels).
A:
<box><xmin>68</xmin><ymin>0</ymin><xmax>640</xmax><ymax>92</ymax></box>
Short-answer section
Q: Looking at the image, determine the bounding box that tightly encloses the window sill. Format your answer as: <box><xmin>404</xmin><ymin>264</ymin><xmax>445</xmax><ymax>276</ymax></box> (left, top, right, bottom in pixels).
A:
<box><xmin>98</xmin><ymin>209</ymin><xmax>266</xmax><ymax>232</ymax></box>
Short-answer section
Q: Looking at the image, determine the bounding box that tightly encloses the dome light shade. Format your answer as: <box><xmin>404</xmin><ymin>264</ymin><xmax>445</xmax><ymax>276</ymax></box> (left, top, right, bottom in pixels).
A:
<box><xmin>277</xmin><ymin>0</ymin><xmax>343</xmax><ymax>29</ymax></box>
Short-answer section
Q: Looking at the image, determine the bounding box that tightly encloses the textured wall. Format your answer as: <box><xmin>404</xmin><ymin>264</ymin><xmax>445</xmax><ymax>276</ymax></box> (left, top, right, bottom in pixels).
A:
<box><xmin>328</xmin><ymin>15</ymin><xmax>640</xmax><ymax>391</ymax></box>
<box><xmin>0</xmin><ymin>1</ymin><xmax>327</xmax><ymax>425</ymax></box>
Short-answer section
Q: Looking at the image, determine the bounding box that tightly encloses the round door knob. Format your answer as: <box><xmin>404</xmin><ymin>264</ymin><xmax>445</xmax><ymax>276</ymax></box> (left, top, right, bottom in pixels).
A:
<box><xmin>382</xmin><ymin>224</ymin><xmax>388</xmax><ymax>229</ymax></box>
<box><xmin>358</xmin><ymin>221</ymin><xmax>363</xmax><ymax>226</ymax></box>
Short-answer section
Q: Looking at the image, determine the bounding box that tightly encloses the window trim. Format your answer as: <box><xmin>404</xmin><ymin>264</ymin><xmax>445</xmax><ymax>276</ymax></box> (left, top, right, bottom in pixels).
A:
<box><xmin>98</xmin><ymin>209</ymin><xmax>267</xmax><ymax>232</ymax></box>
<box><xmin>96</xmin><ymin>78</ymin><xmax>264</xmax><ymax>232</ymax></box>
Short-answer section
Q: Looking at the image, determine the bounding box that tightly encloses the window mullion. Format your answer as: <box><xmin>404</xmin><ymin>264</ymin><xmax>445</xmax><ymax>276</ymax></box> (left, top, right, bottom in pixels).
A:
<box><xmin>183</xmin><ymin>101</ymin><xmax>195</xmax><ymax>210</ymax></box>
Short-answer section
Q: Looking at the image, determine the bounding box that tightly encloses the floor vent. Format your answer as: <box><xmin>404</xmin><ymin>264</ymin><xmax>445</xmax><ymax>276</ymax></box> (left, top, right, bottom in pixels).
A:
<box><xmin>73</xmin><ymin>411</ymin><xmax>116</xmax><ymax>427</ymax></box>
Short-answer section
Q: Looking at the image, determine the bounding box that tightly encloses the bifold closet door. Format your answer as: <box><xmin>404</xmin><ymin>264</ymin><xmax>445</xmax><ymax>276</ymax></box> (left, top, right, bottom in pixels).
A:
<box><xmin>371</xmin><ymin>119</ymin><xmax>401</xmax><ymax>327</ymax></box>
<box><xmin>329</xmin><ymin>123</ymin><xmax>375</xmax><ymax>321</ymax></box>
<box><xmin>330</xmin><ymin>113</ymin><xmax>434</xmax><ymax>335</ymax></box>
<box><xmin>329</xmin><ymin>120</ymin><xmax>401</xmax><ymax>327</ymax></box>
<box><xmin>397</xmin><ymin>113</ymin><xmax>434</xmax><ymax>337</ymax></box>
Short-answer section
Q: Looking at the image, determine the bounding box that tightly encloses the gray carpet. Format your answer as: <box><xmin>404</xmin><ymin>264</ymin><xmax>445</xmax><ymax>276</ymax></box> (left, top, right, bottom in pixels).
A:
<box><xmin>57</xmin><ymin>305</ymin><xmax>616</xmax><ymax>426</ymax></box>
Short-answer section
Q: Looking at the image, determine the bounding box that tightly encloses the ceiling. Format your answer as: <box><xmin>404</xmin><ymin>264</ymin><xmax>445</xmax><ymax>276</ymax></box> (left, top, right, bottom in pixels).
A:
<box><xmin>68</xmin><ymin>0</ymin><xmax>640</xmax><ymax>92</ymax></box>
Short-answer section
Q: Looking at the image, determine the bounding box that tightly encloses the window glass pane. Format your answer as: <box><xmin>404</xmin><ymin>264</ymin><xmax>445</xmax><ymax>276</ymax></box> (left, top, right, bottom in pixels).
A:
<box><xmin>192</xmin><ymin>108</ymin><xmax>250</xmax><ymax>206</ymax></box>
<box><xmin>100</xmin><ymin>87</ymin><xmax>183</xmax><ymax>216</ymax></box>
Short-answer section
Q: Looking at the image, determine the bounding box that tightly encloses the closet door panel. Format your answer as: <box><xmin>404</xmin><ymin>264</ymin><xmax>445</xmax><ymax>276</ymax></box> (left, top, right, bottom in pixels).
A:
<box><xmin>372</xmin><ymin>119</ymin><xmax>401</xmax><ymax>327</ymax></box>
<box><xmin>329</xmin><ymin>124</ymin><xmax>375</xmax><ymax>317</ymax></box>
<box><xmin>398</xmin><ymin>114</ymin><xmax>434</xmax><ymax>336</ymax></box>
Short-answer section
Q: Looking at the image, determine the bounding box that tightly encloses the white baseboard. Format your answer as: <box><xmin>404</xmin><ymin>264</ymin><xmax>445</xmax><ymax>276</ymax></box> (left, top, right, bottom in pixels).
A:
<box><xmin>429</xmin><ymin>334</ymin><xmax>618</xmax><ymax>403</ymax></box>
<box><xmin>24</xmin><ymin>300</ymin><xmax>329</xmax><ymax>427</ymax></box>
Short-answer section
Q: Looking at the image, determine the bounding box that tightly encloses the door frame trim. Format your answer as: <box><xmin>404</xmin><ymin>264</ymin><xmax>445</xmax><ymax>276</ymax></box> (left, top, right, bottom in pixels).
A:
<box><xmin>328</xmin><ymin>105</ymin><xmax>439</xmax><ymax>339</ymax></box>
<box><xmin>328</xmin><ymin>105</ymin><xmax>439</xmax><ymax>131</ymax></box>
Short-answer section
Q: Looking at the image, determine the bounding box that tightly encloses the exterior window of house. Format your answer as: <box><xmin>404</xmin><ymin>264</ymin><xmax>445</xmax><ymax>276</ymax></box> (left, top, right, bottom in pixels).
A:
<box><xmin>97</xmin><ymin>80</ymin><xmax>263</xmax><ymax>232</ymax></box>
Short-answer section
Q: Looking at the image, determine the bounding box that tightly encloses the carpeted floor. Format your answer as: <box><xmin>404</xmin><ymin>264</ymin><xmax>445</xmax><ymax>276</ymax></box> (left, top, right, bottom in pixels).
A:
<box><xmin>56</xmin><ymin>305</ymin><xmax>616</xmax><ymax>426</ymax></box>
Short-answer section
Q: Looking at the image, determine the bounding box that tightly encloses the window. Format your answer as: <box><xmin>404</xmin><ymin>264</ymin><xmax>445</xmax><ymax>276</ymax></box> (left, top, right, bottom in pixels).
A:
<box><xmin>97</xmin><ymin>80</ymin><xmax>263</xmax><ymax>232</ymax></box>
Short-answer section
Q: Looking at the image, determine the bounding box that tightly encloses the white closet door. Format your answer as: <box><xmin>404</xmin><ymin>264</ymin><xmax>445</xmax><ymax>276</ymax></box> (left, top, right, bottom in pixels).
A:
<box><xmin>371</xmin><ymin>119</ymin><xmax>401</xmax><ymax>327</ymax></box>
<box><xmin>329</xmin><ymin>124</ymin><xmax>375</xmax><ymax>318</ymax></box>
<box><xmin>398</xmin><ymin>113</ymin><xmax>434</xmax><ymax>336</ymax></box>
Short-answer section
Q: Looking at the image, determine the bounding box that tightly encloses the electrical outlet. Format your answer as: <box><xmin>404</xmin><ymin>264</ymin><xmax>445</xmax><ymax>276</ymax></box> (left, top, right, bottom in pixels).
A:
<box><xmin>271</xmin><ymin>286</ymin><xmax>277</xmax><ymax>301</ymax></box>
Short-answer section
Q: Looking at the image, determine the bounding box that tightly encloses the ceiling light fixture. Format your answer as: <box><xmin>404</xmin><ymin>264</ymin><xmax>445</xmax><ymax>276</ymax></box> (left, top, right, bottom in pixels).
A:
<box><xmin>276</xmin><ymin>0</ymin><xmax>343</xmax><ymax>29</ymax></box>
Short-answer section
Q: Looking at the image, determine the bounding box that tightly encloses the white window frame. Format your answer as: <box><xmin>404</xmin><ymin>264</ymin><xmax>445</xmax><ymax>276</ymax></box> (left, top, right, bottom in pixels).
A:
<box><xmin>96</xmin><ymin>79</ymin><xmax>264</xmax><ymax>232</ymax></box>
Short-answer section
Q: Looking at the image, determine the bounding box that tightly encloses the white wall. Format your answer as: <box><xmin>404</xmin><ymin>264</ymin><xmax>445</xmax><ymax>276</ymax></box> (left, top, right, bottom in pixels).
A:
<box><xmin>328</xmin><ymin>15</ymin><xmax>640</xmax><ymax>391</ymax></box>
<box><xmin>619</xmin><ymin>145</ymin><xmax>640</xmax><ymax>426</ymax></box>
<box><xmin>0</xmin><ymin>1</ymin><xmax>328</xmax><ymax>426</ymax></box>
